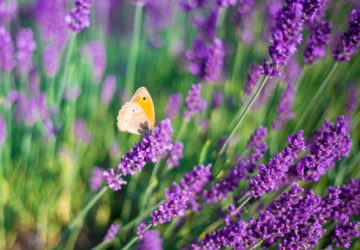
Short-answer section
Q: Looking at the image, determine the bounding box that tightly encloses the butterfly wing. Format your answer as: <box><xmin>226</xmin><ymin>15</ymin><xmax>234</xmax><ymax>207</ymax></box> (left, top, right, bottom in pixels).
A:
<box><xmin>130</xmin><ymin>87</ymin><xmax>155</xmax><ymax>128</ymax></box>
<box><xmin>117</xmin><ymin>102</ymin><xmax>152</xmax><ymax>135</ymax></box>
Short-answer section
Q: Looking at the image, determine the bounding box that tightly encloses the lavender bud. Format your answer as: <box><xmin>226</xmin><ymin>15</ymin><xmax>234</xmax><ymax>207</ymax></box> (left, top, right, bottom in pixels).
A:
<box><xmin>304</xmin><ymin>21</ymin><xmax>331</xmax><ymax>64</ymax></box>
<box><xmin>16</xmin><ymin>28</ymin><xmax>36</xmax><ymax>74</ymax></box>
<box><xmin>0</xmin><ymin>116</ymin><xmax>7</xmax><ymax>146</ymax></box>
<box><xmin>101</xmin><ymin>75</ymin><xmax>116</xmax><ymax>105</ymax></box>
<box><xmin>89</xmin><ymin>167</ymin><xmax>104</xmax><ymax>192</ymax></box>
<box><xmin>164</xmin><ymin>93</ymin><xmax>182</xmax><ymax>120</ymax></box>
<box><xmin>103</xmin><ymin>223</ymin><xmax>119</xmax><ymax>242</ymax></box>
<box><xmin>66</xmin><ymin>0</ymin><xmax>92</xmax><ymax>33</ymax></box>
<box><xmin>166</xmin><ymin>142</ymin><xmax>184</xmax><ymax>169</ymax></box>
<box><xmin>136</xmin><ymin>230</ymin><xmax>162</xmax><ymax>250</ymax></box>
<box><xmin>184</xmin><ymin>84</ymin><xmax>207</xmax><ymax>121</ymax></box>
<box><xmin>0</xmin><ymin>26</ymin><xmax>16</xmax><ymax>71</ymax></box>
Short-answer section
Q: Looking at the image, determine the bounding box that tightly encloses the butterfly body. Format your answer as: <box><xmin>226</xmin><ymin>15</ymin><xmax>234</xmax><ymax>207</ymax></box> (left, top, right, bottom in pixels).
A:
<box><xmin>117</xmin><ymin>87</ymin><xmax>155</xmax><ymax>135</ymax></box>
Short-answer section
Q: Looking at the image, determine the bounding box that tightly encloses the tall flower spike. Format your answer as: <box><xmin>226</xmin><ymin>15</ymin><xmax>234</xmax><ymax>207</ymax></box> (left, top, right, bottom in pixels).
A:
<box><xmin>249</xmin><ymin>130</ymin><xmax>305</xmax><ymax>198</ymax></box>
<box><xmin>81</xmin><ymin>41</ymin><xmax>106</xmax><ymax>82</ymax></box>
<box><xmin>16</xmin><ymin>28</ymin><xmax>36</xmax><ymax>74</ymax></box>
<box><xmin>103</xmin><ymin>169</ymin><xmax>127</xmax><ymax>191</ymax></box>
<box><xmin>184</xmin><ymin>84</ymin><xmax>207</xmax><ymax>121</ymax></box>
<box><xmin>295</xmin><ymin>116</ymin><xmax>352</xmax><ymax>181</ymax></box>
<box><xmin>0</xmin><ymin>116</ymin><xmax>7</xmax><ymax>146</ymax></box>
<box><xmin>0</xmin><ymin>26</ymin><xmax>15</xmax><ymax>71</ymax></box>
<box><xmin>117</xmin><ymin>119</ymin><xmax>173</xmax><ymax>175</ymax></box>
<box><xmin>346</xmin><ymin>84</ymin><xmax>358</xmax><ymax>117</ymax></box>
<box><xmin>101</xmin><ymin>75</ymin><xmax>116</xmax><ymax>105</ymax></box>
<box><xmin>89</xmin><ymin>167</ymin><xmax>104</xmax><ymax>191</ymax></box>
<box><xmin>304</xmin><ymin>21</ymin><xmax>331</xmax><ymax>64</ymax></box>
<box><xmin>66</xmin><ymin>0</ymin><xmax>92</xmax><ymax>33</ymax></box>
<box><xmin>136</xmin><ymin>230</ymin><xmax>163</xmax><ymax>250</ymax></box>
<box><xmin>166</xmin><ymin>142</ymin><xmax>184</xmax><ymax>169</ymax></box>
<box><xmin>244</xmin><ymin>64</ymin><xmax>263</xmax><ymax>96</ymax></box>
<box><xmin>333</xmin><ymin>7</ymin><xmax>360</xmax><ymax>62</ymax></box>
<box><xmin>204</xmin><ymin>38</ymin><xmax>226</xmax><ymax>82</ymax></box>
<box><xmin>164</xmin><ymin>93</ymin><xmax>182</xmax><ymax>120</ymax></box>
<box><xmin>103</xmin><ymin>223</ymin><xmax>119</xmax><ymax>242</ymax></box>
<box><xmin>332</xmin><ymin>222</ymin><xmax>360</xmax><ymax>249</ymax></box>
<box><xmin>150</xmin><ymin>164</ymin><xmax>212</xmax><ymax>225</ymax></box>
<box><xmin>302</xmin><ymin>0</ymin><xmax>328</xmax><ymax>23</ymax></box>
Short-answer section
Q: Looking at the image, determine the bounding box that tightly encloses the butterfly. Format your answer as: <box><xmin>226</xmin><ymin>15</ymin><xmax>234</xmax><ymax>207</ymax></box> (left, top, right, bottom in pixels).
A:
<box><xmin>117</xmin><ymin>87</ymin><xmax>155</xmax><ymax>135</ymax></box>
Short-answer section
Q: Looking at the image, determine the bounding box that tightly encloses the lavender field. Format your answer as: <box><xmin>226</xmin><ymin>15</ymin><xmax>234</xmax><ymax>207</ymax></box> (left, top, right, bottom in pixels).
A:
<box><xmin>0</xmin><ymin>0</ymin><xmax>360</xmax><ymax>249</ymax></box>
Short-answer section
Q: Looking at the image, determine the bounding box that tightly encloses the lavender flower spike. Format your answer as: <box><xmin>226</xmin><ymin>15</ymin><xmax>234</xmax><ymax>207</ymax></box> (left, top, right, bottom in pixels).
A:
<box><xmin>184</xmin><ymin>84</ymin><xmax>207</xmax><ymax>121</ymax></box>
<box><xmin>103</xmin><ymin>169</ymin><xmax>127</xmax><ymax>191</ymax></box>
<box><xmin>249</xmin><ymin>130</ymin><xmax>305</xmax><ymax>198</ymax></box>
<box><xmin>333</xmin><ymin>7</ymin><xmax>360</xmax><ymax>62</ymax></box>
<box><xmin>166</xmin><ymin>142</ymin><xmax>184</xmax><ymax>169</ymax></box>
<box><xmin>0</xmin><ymin>116</ymin><xmax>7</xmax><ymax>146</ymax></box>
<box><xmin>295</xmin><ymin>116</ymin><xmax>352</xmax><ymax>181</ymax></box>
<box><xmin>0</xmin><ymin>26</ymin><xmax>16</xmax><ymax>71</ymax></box>
<box><xmin>165</xmin><ymin>93</ymin><xmax>182</xmax><ymax>120</ymax></box>
<box><xmin>101</xmin><ymin>75</ymin><xmax>116</xmax><ymax>105</ymax></box>
<box><xmin>136</xmin><ymin>230</ymin><xmax>162</xmax><ymax>250</ymax></box>
<box><xmin>118</xmin><ymin>119</ymin><xmax>173</xmax><ymax>175</ymax></box>
<box><xmin>244</xmin><ymin>64</ymin><xmax>263</xmax><ymax>96</ymax></box>
<box><xmin>82</xmin><ymin>41</ymin><xmax>106</xmax><ymax>83</ymax></box>
<box><xmin>304</xmin><ymin>21</ymin><xmax>331</xmax><ymax>64</ymax></box>
<box><xmin>66</xmin><ymin>0</ymin><xmax>92</xmax><ymax>33</ymax></box>
<box><xmin>16</xmin><ymin>28</ymin><xmax>37</xmax><ymax>73</ymax></box>
<box><xmin>204</xmin><ymin>38</ymin><xmax>226</xmax><ymax>82</ymax></box>
<box><xmin>103</xmin><ymin>223</ymin><xmax>119</xmax><ymax>242</ymax></box>
<box><xmin>89</xmin><ymin>167</ymin><xmax>104</xmax><ymax>191</ymax></box>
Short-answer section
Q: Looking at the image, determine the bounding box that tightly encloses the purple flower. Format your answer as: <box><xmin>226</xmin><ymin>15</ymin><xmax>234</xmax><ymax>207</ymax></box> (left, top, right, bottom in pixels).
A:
<box><xmin>244</xmin><ymin>64</ymin><xmax>263</xmax><ymax>96</ymax></box>
<box><xmin>0</xmin><ymin>116</ymin><xmax>7</xmax><ymax>146</ymax></box>
<box><xmin>103</xmin><ymin>169</ymin><xmax>127</xmax><ymax>191</ymax></box>
<box><xmin>193</xmin><ymin>9</ymin><xmax>219</xmax><ymax>40</ymax></box>
<box><xmin>333</xmin><ymin>7</ymin><xmax>360</xmax><ymax>62</ymax></box>
<box><xmin>332</xmin><ymin>222</ymin><xmax>360</xmax><ymax>248</ymax></box>
<box><xmin>164</xmin><ymin>93</ymin><xmax>182</xmax><ymax>120</ymax></box>
<box><xmin>63</xmin><ymin>85</ymin><xmax>82</xmax><ymax>101</ymax></box>
<box><xmin>117</xmin><ymin>119</ymin><xmax>173</xmax><ymax>175</ymax></box>
<box><xmin>16</xmin><ymin>92</ymin><xmax>47</xmax><ymax>126</ymax></box>
<box><xmin>43</xmin><ymin>47</ymin><xmax>60</xmax><ymax>78</ymax></box>
<box><xmin>247</xmin><ymin>126</ymin><xmax>267</xmax><ymax>151</ymax></box>
<box><xmin>273</xmin><ymin>82</ymin><xmax>296</xmax><ymax>130</ymax></box>
<box><xmin>29</xmin><ymin>69</ymin><xmax>40</xmax><ymax>96</ymax></box>
<box><xmin>166</xmin><ymin>142</ymin><xmax>184</xmax><ymax>169</ymax></box>
<box><xmin>136</xmin><ymin>230</ymin><xmax>162</xmax><ymax>250</ymax></box>
<box><xmin>249</xmin><ymin>131</ymin><xmax>305</xmax><ymax>198</ymax></box>
<box><xmin>179</xmin><ymin>0</ymin><xmax>206</xmax><ymax>12</ymax></box>
<box><xmin>16</xmin><ymin>28</ymin><xmax>36</xmax><ymax>74</ymax></box>
<box><xmin>303</xmin><ymin>0</ymin><xmax>328</xmax><ymax>23</ymax></box>
<box><xmin>346</xmin><ymin>84</ymin><xmax>358</xmax><ymax>117</ymax></box>
<box><xmin>65</xmin><ymin>0</ymin><xmax>92</xmax><ymax>33</ymax></box>
<box><xmin>184</xmin><ymin>84</ymin><xmax>207</xmax><ymax>121</ymax></box>
<box><xmin>89</xmin><ymin>167</ymin><xmax>104</xmax><ymax>191</ymax></box>
<box><xmin>304</xmin><ymin>21</ymin><xmax>331</xmax><ymax>64</ymax></box>
<box><xmin>150</xmin><ymin>164</ymin><xmax>212</xmax><ymax>225</ymax></box>
<box><xmin>101</xmin><ymin>75</ymin><xmax>116</xmax><ymax>105</ymax></box>
<box><xmin>73</xmin><ymin>118</ymin><xmax>92</xmax><ymax>143</ymax></box>
<box><xmin>264</xmin><ymin>1</ymin><xmax>305</xmax><ymax>76</ymax></box>
<box><xmin>81</xmin><ymin>41</ymin><xmax>106</xmax><ymax>83</ymax></box>
<box><xmin>0</xmin><ymin>1</ymin><xmax>17</xmax><ymax>22</ymax></box>
<box><xmin>103</xmin><ymin>223</ymin><xmax>119</xmax><ymax>242</ymax></box>
<box><xmin>217</xmin><ymin>0</ymin><xmax>236</xmax><ymax>8</ymax></box>
<box><xmin>295</xmin><ymin>116</ymin><xmax>352</xmax><ymax>181</ymax></box>
<box><xmin>212</xmin><ymin>91</ymin><xmax>223</xmax><ymax>108</ymax></box>
<box><xmin>237</xmin><ymin>0</ymin><xmax>255</xmax><ymax>18</ymax></box>
<box><xmin>204</xmin><ymin>38</ymin><xmax>225</xmax><ymax>82</ymax></box>
<box><xmin>0</xmin><ymin>26</ymin><xmax>15</xmax><ymax>71</ymax></box>
<box><xmin>136</xmin><ymin>221</ymin><xmax>147</xmax><ymax>239</ymax></box>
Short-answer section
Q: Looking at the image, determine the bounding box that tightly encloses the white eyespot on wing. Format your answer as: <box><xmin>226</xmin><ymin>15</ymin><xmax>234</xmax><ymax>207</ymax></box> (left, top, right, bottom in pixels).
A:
<box><xmin>117</xmin><ymin>102</ymin><xmax>150</xmax><ymax>135</ymax></box>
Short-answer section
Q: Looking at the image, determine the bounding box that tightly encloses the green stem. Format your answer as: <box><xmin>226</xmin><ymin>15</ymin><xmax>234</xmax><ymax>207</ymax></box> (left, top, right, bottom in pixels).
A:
<box><xmin>175</xmin><ymin>120</ymin><xmax>188</xmax><ymax>141</ymax></box>
<box><xmin>294</xmin><ymin>62</ymin><xmax>339</xmax><ymax>132</ymax></box>
<box><xmin>125</xmin><ymin>4</ymin><xmax>144</xmax><ymax>95</ymax></box>
<box><xmin>248</xmin><ymin>239</ymin><xmax>264</xmax><ymax>250</ymax></box>
<box><xmin>219</xmin><ymin>76</ymin><xmax>270</xmax><ymax>155</ymax></box>
<box><xmin>140</xmin><ymin>160</ymin><xmax>162</xmax><ymax>212</ymax></box>
<box><xmin>0</xmin><ymin>201</ymin><xmax>6</xmax><ymax>250</ymax></box>
<box><xmin>230</xmin><ymin>41</ymin><xmax>242</xmax><ymax>89</ymax></box>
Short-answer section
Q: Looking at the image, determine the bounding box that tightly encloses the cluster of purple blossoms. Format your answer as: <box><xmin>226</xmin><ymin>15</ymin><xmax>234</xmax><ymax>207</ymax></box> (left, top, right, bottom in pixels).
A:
<box><xmin>264</xmin><ymin>0</ymin><xmax>305</xmax><ymax>76</ymax></box>
<box><xmin>164</xmin><ymin>93</ymin><xmax>182</xmax><ymax>120</ymax></box>
<box><xmin>304</xmin><ymin>21</ymin><xmax>331</xmax><ymax>64</ymax></box>
<box><xmin>150</xmin><ymin>164</ymin><xmax>212</xmax><ymax>226</ymax></box>
<box><xmin>89</xmin><ymin>167</ymin><xmax>104</xmax><ymax>191</ymax></box>
<box><xmin>42</xmin><ymin>47</ymin><xmax>60</xmax><ymax>77</ymax></box>
<box><xmin>0</xmin><ymin>116</ymin><xmax>7</xmax><ymax>146</ymax></box>
<box><xmin>66</xmin><ymin>0</ymin><xmax>92</xmax><ymax>33</ymax></box>
<box><xmin>204</xmin><ymin>127</ymin><xmax>267</xmax><ymax>203</ymax></box>
<box><xmin>186</xmin><ymin>37</ymin><xmax>226</xmax><ymax>82</ymax></box>
<box><xmin>295</xmin><ymin>116</ymin><xmax>352</xmax><ymax>181</ymax></box>
<box><xmin>211</xmin><ymin>91</ymin><xmax>223</xmax><ymax>108</ymax></box>
<box><xmin>16</xmin><ymin>28</ymin><xmax>36</xmax><ymax>74</ymax></box>
<box><xmin>244</xmin><ymin>64</ymin><xmax>263</xmax><ymax>96</ymax></box>
<box><xmin>302</xmin><ymin>0</ymin><xmax>328</xmax><ymax>23</ymax></box>
<box><xmin>184</xmin><ymin>84</ymin><xmax>207</xmax><ymax>121</ymax></box>
<box><xmin>332</xmin><ymin>222</ymin><xmax>360</xmax><ymax>248</ymax></box>
<box><xmin>103</xmin><ymin>223</ymin><xmax>119</xmax><ymax>242</ymax></box>
<box><xmin>0</xmin><ymin>1</ymin><xmax>17</xmax><ymax>23</ymax></box>
<box><xmin>195</xmin><ymin>183</ymin><xmax>341</xmax><ymax>249</ymax></box>
<box><xmin>166</xmin><ymin>142</ymin><xmax>184</xmax><ymax>168</ymax></box>
<box><xmin>103</xmin><ymin>169</ymin><xmax>127</xmax><ymax>191</ymax></box>
<box><xmin>16</xmin><ymin>92</ymin><xmax>47</xmax><ymax>126</ymax></box>
<box><xmin>273</xmin><ymin>82</ymin><xmax>296</xmax><ymax>130</ymax></box>
<box><xmin>0</xmin><ymin>26</ymin><xmax>15</xmax><ymax>71</ymax></box>
<box><xmin>333</xmin><ymin>7</ymin><xmax>360</xmax><ymax>62</ymax></box>
<box><xmin>179</xmin><ymin>0</ymin><xmax>206</xmax><ymax>12</ymax></box>
<box><xmin>249</xmin><ymin>131</ymin><xmax>305</xmax><ymax>198</ymax></box>
<box><xmin>136</xmin><ymin>230</ymin><xmax>162</xmax><ymax>250</ymax></box>
<box><xmin>81</xmin><ymin>41</ymin><xmax>106</xmax><ymax>83</ymax></box>
<box><xmin>117</xmin><ymin>119</ymin><xmax>173</xmax><ymax>176</ymax></box>
<box><xmin>101</xmin><ymin>75</ymin><xmax>116</xmax><ymax>105</ymax></box>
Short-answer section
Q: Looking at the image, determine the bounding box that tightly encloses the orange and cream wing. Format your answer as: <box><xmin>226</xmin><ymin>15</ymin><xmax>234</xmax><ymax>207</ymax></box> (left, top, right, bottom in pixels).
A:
<box><xmin>117</xmin><ymin>102</ymin><xmax>151</xmax><ymax>135</ymax></box>
<box><xmin>130</xmin><ymin>87</ymin><xmax>155</xmax><ymax>128</ymax></box>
